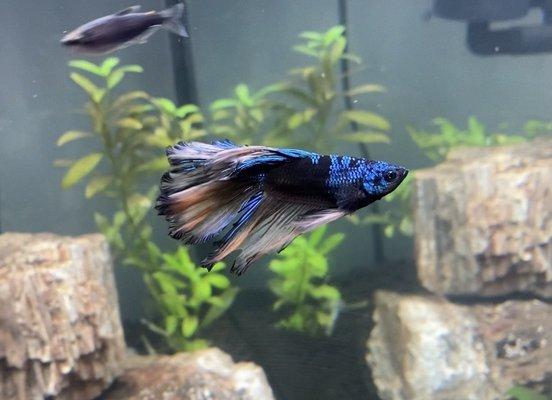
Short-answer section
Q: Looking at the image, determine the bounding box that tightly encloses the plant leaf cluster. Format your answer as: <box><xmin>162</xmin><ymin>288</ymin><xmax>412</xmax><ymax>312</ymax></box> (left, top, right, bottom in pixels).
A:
<box><xmin>207</xmin><ymin>25</ymin><xmax>390</xmax><ymax>152</ymax></box>
<box><xmin>268</xmin><ymin>226</ymin><xmax>345</xmax><ymax>336</ymax></box>
<box><xmin>56</xmin><ymin>57</ymin><xmax>237</xmax><ymax>351</ymax></box>
<box><xmin>358</xmin><ymin>116</ymin><xmax>548</xmax><ymax>239</ymax></box>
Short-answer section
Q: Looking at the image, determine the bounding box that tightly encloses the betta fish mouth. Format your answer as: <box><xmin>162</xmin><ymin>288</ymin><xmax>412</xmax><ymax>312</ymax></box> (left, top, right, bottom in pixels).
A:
<box><xmin>385</xmin><ymin>166</ymin><xmax>409</xmax><ymax>194</ymax></box>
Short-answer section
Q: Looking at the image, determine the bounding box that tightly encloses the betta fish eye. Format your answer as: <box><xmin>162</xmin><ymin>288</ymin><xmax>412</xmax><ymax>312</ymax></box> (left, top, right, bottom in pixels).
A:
<box><xmin>384</xmin><ymin>170</ymin><xmax>398</xmax><ymax>183</ymax></box>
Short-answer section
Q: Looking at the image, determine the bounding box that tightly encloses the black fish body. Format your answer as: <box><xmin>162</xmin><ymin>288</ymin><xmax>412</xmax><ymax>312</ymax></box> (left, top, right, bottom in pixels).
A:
<box><xmin>61</xmin><ymin>4</ymin><xmax>188</xmax><ymax>54</ymax></box>
<box><xmin>156</xmin><ymin>140</ymin><xmax>408</xmax><ymax>275</ymax></box>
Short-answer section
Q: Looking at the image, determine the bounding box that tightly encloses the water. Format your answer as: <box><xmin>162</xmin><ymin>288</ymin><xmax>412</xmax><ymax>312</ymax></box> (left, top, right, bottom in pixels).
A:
<box><xmin>1</xmin><ymin>1</ymin><xmax>551</xmax><ymax>399</ymax></box>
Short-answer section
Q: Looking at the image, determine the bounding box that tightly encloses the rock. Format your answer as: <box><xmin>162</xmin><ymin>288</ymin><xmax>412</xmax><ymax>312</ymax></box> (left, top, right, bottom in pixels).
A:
<box><xmin>413</xmin><ymin>139</ymin><xmax>552</xmax><ymax>297</ymax></box>
<box><xmin>366</xmin><ymin>291</ymin><xmax>552</xmax><ymax>400</ymax></box>
<box><xmin>0</xmin><ymin>233</ymin><xmax>125</xmax><ymax>400</ymax></box>
<box><xmin>104</xmin><ymin>347</ymin><xmax>275</xmax><ymax>400</ymax></box>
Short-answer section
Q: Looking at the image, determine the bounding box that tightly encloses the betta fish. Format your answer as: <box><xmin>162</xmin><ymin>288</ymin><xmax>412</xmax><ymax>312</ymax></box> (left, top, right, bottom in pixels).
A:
<box><xmin>61</xmin><ymin>4</ymin><xmax>188</xmax><ymax>54</ymax></box>
<box><xmin>156</xmin><ymin>140</ymin><xmax>408</xmax><ymax>275</ymax></box>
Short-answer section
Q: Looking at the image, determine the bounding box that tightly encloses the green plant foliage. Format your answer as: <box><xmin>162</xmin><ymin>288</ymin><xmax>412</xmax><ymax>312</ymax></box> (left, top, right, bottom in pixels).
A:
<box><xmin>143</xmin><ymin>247</ymin><xmax>238</xmax><ymax>351</ymax></box>
<box><xmin>57</xmin><ymin>57</ymin><xmax>237</xmax><ymax>352</ymax></box>
<box><xmin>268</xmin><ymin>226</ymin><xmax>344</xmax><ymax>336</ymax></box>
<box><xmin>407</xmin><ymin>117</ymin><xmax>535</xmax><ymax>163</ymax></box>
<box><xmin>506</xmin><ymin>386</ymin><xmax>548</xmax><ymax>400</ymax></box>
<box><xmin>354</xmin><ymin>116</ymin><xmax>549</xmax><ymax>239</ymax></box>
<box><xmin>207</xmin><ymin>26</ymin><xmax>390</xmax><ymax>152</ymax></box>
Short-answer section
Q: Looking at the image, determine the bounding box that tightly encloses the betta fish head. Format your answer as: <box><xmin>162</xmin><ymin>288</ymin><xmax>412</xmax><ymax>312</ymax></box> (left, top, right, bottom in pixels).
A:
<box><xmin>362</xmin><ymin>161</ymin><xmax>408</xmax><ymax>200</ymax></box>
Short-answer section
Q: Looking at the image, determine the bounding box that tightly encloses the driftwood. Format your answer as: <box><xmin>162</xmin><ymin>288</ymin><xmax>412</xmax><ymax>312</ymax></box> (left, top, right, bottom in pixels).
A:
<box><xmin>104</xmin><ymin>348</ymin><xmax>275</xmax><ymax>400</ymax></box>
<box><xmin>0</xmin><ymin>233</ymin><xmax>125</xmax><ymax>400</ymax></box>
<box><xmin>366</xmin><ymin>291</ymin><xmax>551</xmax><ymax>400</ymax></box>
<box><xmin>413</xmin><ymin>139</ymin><xmax>552</xmax><ymax>297</ymax></box>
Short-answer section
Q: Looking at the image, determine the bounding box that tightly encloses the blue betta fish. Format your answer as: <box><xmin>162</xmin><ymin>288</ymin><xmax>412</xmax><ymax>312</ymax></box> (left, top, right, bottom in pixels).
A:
<box><xmin>156</xmin><ymin>140</ymin><xmax>408</xmax><ymax>275</ymax></box>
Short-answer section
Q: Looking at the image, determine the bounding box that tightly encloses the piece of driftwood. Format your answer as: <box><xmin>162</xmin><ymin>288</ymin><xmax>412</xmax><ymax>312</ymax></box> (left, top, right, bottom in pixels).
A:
<box><xmin>104</xmin><ymin>348</ymin><xmax>275</xmax><ymax>400</ymax></box>
<box><xmin>413</xmin><ymin>139</ymin><xmax>552</xmax><ymax>297</ymax></box>
<box><xmin>366</xmin><ymin>291</ymin><xmax>551</xmax><ymax>400</ymax></box>
<box><xmin>0</xmin><ymin>233</ymin><xmax>125</xmax><ymax>400</ymax></box>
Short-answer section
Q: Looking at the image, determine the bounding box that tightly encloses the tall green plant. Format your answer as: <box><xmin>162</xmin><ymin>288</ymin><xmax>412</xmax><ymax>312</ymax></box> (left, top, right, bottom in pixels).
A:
<box><xmin>355</xmin><ymin>116</ymin><xmax>547</xmax><ymax>239</ymax></box>
<box><xmin>208</xmin><ymin>26</ymin><xmax>390</xmax><ymax>152</ymax></box>
<box><xmin>56</xmin><ymin>58</ymin><xmax>237</xmax><ymax>352</ymax></box>
<box><xmin>269</xmin><ymin>226</ymin><xmax>344</xmax><ymax>336</ymax></box>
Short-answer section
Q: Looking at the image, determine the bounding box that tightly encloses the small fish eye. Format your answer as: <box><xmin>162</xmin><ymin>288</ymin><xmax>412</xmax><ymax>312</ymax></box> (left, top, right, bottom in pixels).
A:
<box><xmin>384</xmin><ymin>170</ymin><xmax>398</xmax><ymax>182</ymax></box>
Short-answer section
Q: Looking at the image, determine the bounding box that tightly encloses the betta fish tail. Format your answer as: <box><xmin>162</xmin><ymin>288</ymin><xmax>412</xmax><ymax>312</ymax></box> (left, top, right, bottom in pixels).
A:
<box><xmin>156</xmin><ymin>140</ymin><xmax>259</xmax><ymax>245</ymax></box>
<box><xmin>159</xmin><ymin>3</ymin><xmax>189</xmax><ymax>37</ymax></box>
<box><xmin>156</xmin><ymin>140</ymin><xmax>346</xmax><ymax>275</ymax></box>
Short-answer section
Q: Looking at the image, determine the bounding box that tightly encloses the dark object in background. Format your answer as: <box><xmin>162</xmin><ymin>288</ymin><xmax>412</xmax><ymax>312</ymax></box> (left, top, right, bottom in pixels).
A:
<box><xmin>431</xmin><ymin>0</ymin><xmax>552</xmax><ymax>55</ymax></box>
<box><xmin>61</xmin><ymin>4</ymin><xmax>188</xmax><ymax>54</ymax></box>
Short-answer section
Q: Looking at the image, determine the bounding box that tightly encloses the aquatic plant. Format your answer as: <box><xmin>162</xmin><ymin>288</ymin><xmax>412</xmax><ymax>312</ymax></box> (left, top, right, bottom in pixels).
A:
<box><xmin>142</xmin><ymin>247</ymin><xmax>238</xmax><ymax>351</ymax></box>
<box><xmin>268</xmin><ymin>226</ymin><xmax>344</xmax><ymax>336</ymax></box>
<box><xmin>407</xmin><ymin>116</ymin><xmax>531</xmax><ymax>162</ymax></box>
<box><xmin>208</xmin><ymin>26</ymin><xmax>390</xmax><ymax>152</ymax></box>
<box><xmin>56</xmin><ymin>57</ymin><xmax>237</xmax><ymax>352</ymax></box>
<box><xmin>354</xmin><ymin>116</ymin><xmax>548</xmax><ymax>239</ymax></box>
<box><xmin>506</xmin><ymin>385</ymin><xmax>548</xmax><ymax>400</ymax></box>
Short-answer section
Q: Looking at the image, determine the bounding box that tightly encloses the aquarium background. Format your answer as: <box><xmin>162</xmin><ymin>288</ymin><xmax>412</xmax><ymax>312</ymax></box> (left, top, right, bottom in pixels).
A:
<box><xmin>1</xmin><ymin>1</ymin><xmax>551</xmax><ymax>399</ymax></box>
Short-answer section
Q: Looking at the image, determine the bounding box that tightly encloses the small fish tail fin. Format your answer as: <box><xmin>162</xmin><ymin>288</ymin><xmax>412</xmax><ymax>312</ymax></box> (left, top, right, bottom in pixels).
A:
<box><xmin>159</xmin><ymin>3</ymin><xmax>189</xmax><ymax>37</ymax></box>
<box><xmin>156</xmin><ymin>140</ymin><xmax>254</xmax><ymax>244</ymax></box>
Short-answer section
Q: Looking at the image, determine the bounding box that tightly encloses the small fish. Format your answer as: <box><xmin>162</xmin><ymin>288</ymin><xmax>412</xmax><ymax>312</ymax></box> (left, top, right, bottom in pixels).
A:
<box><xmin>156</xmin><ymin>140</ymin><xmax>408</xmax><ymax>275</ymax></box>
<box><xmin>61</xmin><ymin>4</ymin><xmax>188</xmax><ymax>54</ymax></box>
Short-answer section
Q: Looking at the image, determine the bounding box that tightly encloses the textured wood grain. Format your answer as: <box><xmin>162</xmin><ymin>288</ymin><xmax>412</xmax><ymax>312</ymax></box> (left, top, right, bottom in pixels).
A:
<box><xmin>367</xmin><ymin>291</ymin><xmax>551</xmax><ymax>400</ymax></box>
<box><xmin>0</xmin><ymin>233</ymin><xmax>125</xmax><ymax>400</ymax></box>
<box><xmin>104</xmin><ymin>348</ymin><xmax>275</xmax><ymax>400</ymax></box>
<box><xmin>413</xmin><ymin>139</ymin><xmax>552</xmax><ymax>297</ymax></box>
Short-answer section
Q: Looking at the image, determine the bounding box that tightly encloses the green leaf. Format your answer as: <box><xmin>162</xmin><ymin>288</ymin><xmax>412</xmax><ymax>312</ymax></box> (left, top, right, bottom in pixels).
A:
<box><xmin>100</xmin><ymin>57</ymin><xmax>120</xmax><ymax>75</ymax></box>
<box><xmin>318</xmin><ymin>233</ymin><xmax>345</xmax><ymax>255</ymax></box>
<box><xmin>193</xmin><ymin>280</ymin><xmax>212</xmax><ymax>301</ymax></box>
<box><xmin>299</xmin><ymin>31</ymin><xmax>323</xmax><ymax>41</ymax></box>
<box><xmin>112</xmin><ymin>91</ymin><xmax>150</xmax><ymax>109</ymax></box>
<box><xmin>136</xmin><ymin>156</ymin><xmax>168</xmax><ymax>173</ymax></box>
<box><xmin>201</xmin><ymin>287</ymin><xmax>239</xmax><ymax>328</ymax></box>
<box><xmin>107</xmin><ymin>70</ymin><xmax>125</xmax><ymax>89</ymax></box>
<box><xmin>56</xmin><ymin>130</ymin><xmax>91</xmax><ymax>146</ymax></box>
<box><xmin>94</xmin><ymin>212</ymin><xmax>110</xmax><ymax>234</ymax></box>
<box><xmin>210</xmin><ymin>262</ymin><xmax>226</xmax><ymax>273</ymax></box>
<box><xmin>384</xmin><ymin>225</ymin><xmax>395</xmax><ymax>238</ymax></box>
<box><xmin>235</xmin><ymin>84</ymin><xmax>252</xmax><ymax>106</ymax></box>
<box><xmin>176</xmin><ymin>104</ymin><xmax>200</xmax><ymax>118</ymax></box>
<box><xmin>68</xmin><ymin>60</ymin><xmax>104</xmax><ymax>76</ymax></box>
<box><xmin>154</xmin><ymin>97</ymin><xmax>177</xmax><ymax>114</ymax></box>
<box><xmin>205</xmin><ymin>274</ymin><xmax>230</xmax><ymax>289</ymax></box>
<box><xmin>308</xmin><ymin>226</ymin><xmax>327</xmax><ymax>247</ymax></box>
<box><xmin>116</xmin><ymin>118</ymin><xmax>143</xmax><ymax>130</ymax></box>
<box><xmin>310</xmin><ymin>285</ymin><xmax>340</xmax><ymax>301</ymax></box>
<box><xmin>70</xmin><ymin>72</ymin><xmax>104</xmax><ymax>102</ymax></box>
<box><xmin>323</xmin><ymin>25</ymin><xmax>345</xmax><ymax>45</ymax></box>
<box><xmin>210</xmin><ymin>98</ymin><xmax>237</xmax><ymax>111</ymax></box>
<box><xmin>506</xmin><ymin>386</ymin><xmax>548</xmax><ymax>400</ymax></box>
<box><xmin>293</xmin><ymin>45</ymin><xmax>318</xmax><ymax>57</ymax></box>
<box><xmin>85</xmin><ymin>175</ymin><xmax>112</xmax><ymax>198</ymax></box>
<box><xmin>329</xmin><ymin>37</ymin><xmax>346</xmax><ymax>64</ymax></box>
<box><xmin>346</xmin><ymin>84</ymin><xmax>386</xmax><ymax>96</ymax></box>
<box><xmin>114</xmin><ymin>65</ymin><xmax>143</xmax><ymax>74</ymax></box>
<box><xmin>61</xmin><ymin>153</ymin><xmax>103</xmax><ymax>189</ymax></box>
<box><xmin>165</xmin><ymin>315</ymin><xmax>178</xmax><ymax>335</ymax></box>
<box><xmin>342</xmin><ymin>110</ymin><xmax>390</xmax><ymax>131</ymax></box>
<box><xmin>153</xmin><ymin>271</ymin><xmax>178</xmax><ymax>295</ymax></box>
<box><xmin>341</xmin><ymin>131</ymin><xmax>390</xmax><ymax>144</ymax></box>
<box><xmin>181</xmin><ymin>316</ymin><xmax>199</xmax><ymax>338</ymax></box>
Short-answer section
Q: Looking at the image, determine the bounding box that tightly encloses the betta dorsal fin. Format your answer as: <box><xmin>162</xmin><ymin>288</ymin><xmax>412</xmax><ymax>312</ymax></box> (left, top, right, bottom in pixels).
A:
<box><xmin>114</xmin><ymin>5</ymin><xmax>141</xmax><ymax>16</ymax></box>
